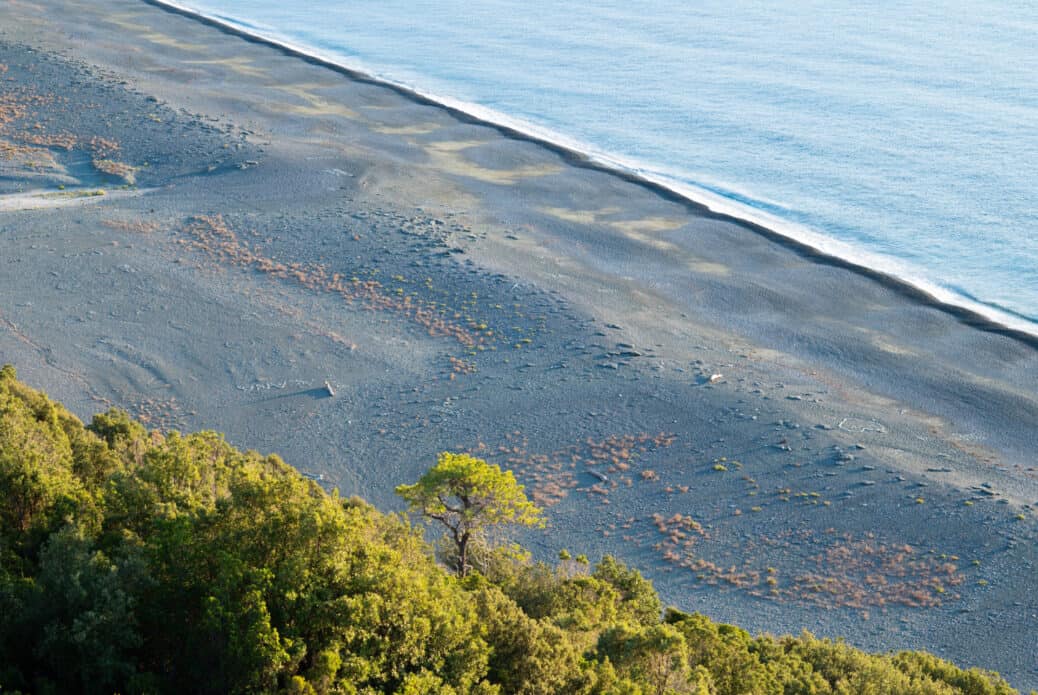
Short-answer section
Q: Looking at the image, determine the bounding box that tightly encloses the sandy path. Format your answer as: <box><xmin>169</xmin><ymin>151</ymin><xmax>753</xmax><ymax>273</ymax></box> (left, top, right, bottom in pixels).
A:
<box><xmin>0</xmin><ymin>187</ymin><xmax>151</xmax><ymax>212</ymax></box>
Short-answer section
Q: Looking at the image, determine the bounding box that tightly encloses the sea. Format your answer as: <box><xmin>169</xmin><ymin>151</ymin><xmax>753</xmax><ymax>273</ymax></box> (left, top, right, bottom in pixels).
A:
<box><xmin>170</xmin><ymin>0</ymin><xmax>1038</xmax><ymax>334</ymax></box>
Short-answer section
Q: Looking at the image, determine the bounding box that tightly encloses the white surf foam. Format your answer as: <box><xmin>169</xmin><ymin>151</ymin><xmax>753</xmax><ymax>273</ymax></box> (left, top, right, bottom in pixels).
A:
<box><xmin>150</xmin><ymin>0</ymin><xmax>1038</xmax><ymax>339</ymax></box>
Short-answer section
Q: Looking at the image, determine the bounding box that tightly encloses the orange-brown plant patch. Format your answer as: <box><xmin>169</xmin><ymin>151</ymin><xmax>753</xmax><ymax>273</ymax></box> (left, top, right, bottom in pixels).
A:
<box><xmin>180</xmin><ymin>215</ymin><xmax>487</xmax><ymax>349</ymax></box>
<box><xmin>650</xmin><ymin>525</ymin><xmax>967</xmax><ymax>611</ymax></box>
<box><xmin>0</xmin><ymin>86</ymin><xmax>77</xmax><ymax>152</ymax></box>
<box><xmin>102</xmin><ymin>219</ymin><xmax>162</xmax><ymax>234</ymax></box>
<box><xmin>88</xmin><ymin>135</ymin><xmax>121</xmax><ymax>158</ymax></box>
<box><xmin>93</xmin><ymin>158</ymin><xmax>136</xmax><ymax>184</ymax></box>
<box><xmin>464</xmin><ymin>430</ymin><xmax>677</xmax><ymax>508</ymax></box>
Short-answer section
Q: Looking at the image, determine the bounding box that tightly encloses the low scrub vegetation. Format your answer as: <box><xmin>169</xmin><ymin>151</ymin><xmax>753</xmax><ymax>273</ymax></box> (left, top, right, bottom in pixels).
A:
<box><xmin>0</xmin><ymin>365</ymin><xmax>1024</xmax><ymax>694</ymax></box>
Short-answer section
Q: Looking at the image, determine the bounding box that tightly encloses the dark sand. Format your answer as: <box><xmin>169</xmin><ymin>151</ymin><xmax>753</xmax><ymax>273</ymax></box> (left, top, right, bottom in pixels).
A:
<box><xmin>1</xmin><ymin>0</ymin><xmax>1036</xmax><ymax>687</ymax></box>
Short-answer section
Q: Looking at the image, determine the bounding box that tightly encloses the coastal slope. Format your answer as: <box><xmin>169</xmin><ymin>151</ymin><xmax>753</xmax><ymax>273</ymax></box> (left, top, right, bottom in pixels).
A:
<box><xmin>0</xmin><ymin>0</ymin><xmax>1036</xmax><ymax>687</ymax></box>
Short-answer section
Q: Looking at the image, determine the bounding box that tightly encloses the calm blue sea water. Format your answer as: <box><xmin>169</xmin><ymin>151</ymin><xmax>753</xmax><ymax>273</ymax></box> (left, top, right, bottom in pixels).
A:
<box><xmin>177</xmin><ymin>0</ymin><xmax>1038</xmax><ymax>332</ymax></box>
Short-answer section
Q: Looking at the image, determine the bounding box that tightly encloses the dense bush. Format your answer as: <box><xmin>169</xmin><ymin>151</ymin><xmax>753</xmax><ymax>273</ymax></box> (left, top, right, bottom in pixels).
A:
<box><xmin>0</xmin><ymin>365</ymin><xmax>1024</xmax><ymax>694</ymax></box>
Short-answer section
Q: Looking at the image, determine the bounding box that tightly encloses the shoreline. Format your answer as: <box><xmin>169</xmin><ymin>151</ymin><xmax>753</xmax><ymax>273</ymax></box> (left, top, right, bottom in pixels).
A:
<box><xmin>2</xmin><ymin>0</ymin><xmax>1037</xmax><ymax>687</ymax></box>
<box><xmin>148</xmin><ymin>0</ymin><xmax>1038</xmax><ymax>346</ymax></box>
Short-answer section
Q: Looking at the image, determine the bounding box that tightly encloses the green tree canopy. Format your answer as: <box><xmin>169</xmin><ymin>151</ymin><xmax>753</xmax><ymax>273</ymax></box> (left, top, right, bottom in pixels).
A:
<box><xmin>396</xmin><ymin>452</ymin><xmax>545</xmax><ymax>577</ymax></box>
<box><xmin>0</xmin><ymin>366</ymin><xmax>1027</xmax><ymax>695</ymax></box>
